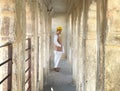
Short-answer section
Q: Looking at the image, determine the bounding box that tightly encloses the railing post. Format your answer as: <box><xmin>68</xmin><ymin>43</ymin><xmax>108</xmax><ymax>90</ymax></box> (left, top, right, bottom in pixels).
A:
<box><xmin>25</xmin><ymin>38</ymin><xmax>31</xmax><ymax>91</ymax></box>
<box><xmin>8</xmin><ymin>44</ymin><xmax>12</xmax><ymax>91</ymax></box>
<box><xmin>0</xmin><ymin>43</ymin><xmax>12</xmax><ymax>91</ymax></box>
<box><xmin>28</xmin><ymin>38</ymin><xmax>31</xmax><ymax>91</ymax></box>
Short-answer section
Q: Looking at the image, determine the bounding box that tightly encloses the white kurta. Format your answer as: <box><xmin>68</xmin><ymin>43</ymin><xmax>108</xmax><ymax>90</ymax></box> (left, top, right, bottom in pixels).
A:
<box><xmin>53</xmin><ymin>34</ymin><xmax>64</xmax><ymax>68</ymax></box>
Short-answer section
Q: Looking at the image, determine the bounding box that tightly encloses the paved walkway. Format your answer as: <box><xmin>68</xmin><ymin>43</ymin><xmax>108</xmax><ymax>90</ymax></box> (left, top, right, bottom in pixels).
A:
<box><xmin>44</xmin><ymin>60</ymin><xmax>76</xmax><ymax>91</ymax></box>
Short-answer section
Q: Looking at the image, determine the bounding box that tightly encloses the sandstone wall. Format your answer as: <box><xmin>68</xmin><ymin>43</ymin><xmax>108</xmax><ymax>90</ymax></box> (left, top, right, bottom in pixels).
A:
<box><xmin>0</xmin><ymin>0</ymin><xmax>51</xmax><ymax>91</ymax></box>
<box><xmin>105</xmin><ymin>0</ymin><xmax>120</xmax><ymax>91</ymax></box>
<box><xmin>66</xmin><ymin>0</ymin><xmax>120</xmax><ymax>91</ymax></box>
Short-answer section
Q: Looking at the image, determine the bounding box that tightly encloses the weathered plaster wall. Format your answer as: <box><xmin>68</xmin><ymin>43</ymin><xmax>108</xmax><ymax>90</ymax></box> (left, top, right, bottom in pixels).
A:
<box><xmin>105</xmin><ymin>0</ymin><xmax>120</xmax><ymax>91</ymax></box>
<box><xmin>0</xmin><ymin>2</ymin><xmax>15</xmax><ymax>90</ymax></box>
<box><xmin>0</xmin><ymin>0</ymin><xmax>51</xmax><ymax>91</ymax></box>
<box><xmin>66</xmin><ymin>0</ymin><xmax>97</xmax><ymax>90</ymax></box>
<box><xmin>68</xmin><ymin>0</ymin><xmax>120</xmax><ymax>91</ymax></box>
<box><xmin>0</xmin><ymin>0</ymin><xmax>15</xmax><ymax>44</ymax></box>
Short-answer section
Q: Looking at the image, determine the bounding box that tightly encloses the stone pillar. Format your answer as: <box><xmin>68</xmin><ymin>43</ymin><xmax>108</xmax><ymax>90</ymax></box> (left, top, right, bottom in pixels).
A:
<box><xmin>96</xmin><ymin>0</ymin><xmax>107</xmax><ymax>91</ymax></box>
<box><xmin>26</xmin><ymin>2</ymin><xmax>32</xmax><ymax>38</ymax></box>
<box><xmin>86</xmin><ymin>1</ymin><xmax>97</xmax><ymax>91</ymax></box>
<box><xmin>37</xmin><ymin>3</ymin><xmax>51</xmax><ymax>90</ymax></box>
<box><xmin>43</xmin><ymin>10</ymin><xmax>49</xmax><ymax>85</ymax></box>
<box><xmin>72</xmin><ymin>6</ymin><xmax>78</xmax><ymax>84</ymax></box>
<box><xmin>76</xmin><ymin>3</ymin><xmax>84</xmax><ymax>91</ymax></box>
<box><xmin>77</xmin><ymin>12</ymin><xmax>84</xmax><ymax>91</ymax></box>
<box><xmin>30</xmin><ymin>1</ymin><xmax>39</xmax><ymax>91</ymax></box>
<box><xmin>12</xmin><ymin>0</ymin><xmax>26</xmax><ymax>91</ymax></box>
<box><xmin>40</xmin><ymin>8</ymin><xmax>46</xmax><ymax>86</ymax></box>
<box><xmin>66</xmin><ymin>14</ymin><xmax>72</xmax><ymax>64</ymax></box>
<box><xmin>44</xmin><ymin>12</ymin><xmax>51</xmax><ymax>85</ymax></box>
<box><xmin>37</xmin><ymin>5</ymin><xmax>44</xmax><ymax>91</ymax></box>
<box><xmin>81</xmin><ymin>0</ymin><xmax>88</xmax><ymax>90</ymax></box>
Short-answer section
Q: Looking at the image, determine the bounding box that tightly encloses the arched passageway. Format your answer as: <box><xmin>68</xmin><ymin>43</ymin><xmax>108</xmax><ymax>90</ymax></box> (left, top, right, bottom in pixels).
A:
<box><xmin>0</xmin><ymin>0</ymin><xmax>120</xmax><ymax>91</ymax></box>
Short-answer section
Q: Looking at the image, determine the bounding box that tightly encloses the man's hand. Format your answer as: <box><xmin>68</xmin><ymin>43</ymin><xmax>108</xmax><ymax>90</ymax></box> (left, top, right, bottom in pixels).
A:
<box><xmin>55</xmin><ymin>46</ymin><xmax>62</xmax><ymax>51</ymax></box>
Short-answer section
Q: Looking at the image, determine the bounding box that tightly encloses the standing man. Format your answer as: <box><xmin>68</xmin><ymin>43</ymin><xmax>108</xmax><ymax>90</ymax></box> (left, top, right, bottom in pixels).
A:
<box><xmin>53</xmin><ymin>26</ymin><xmax>64</xmax><ymax>72</ymax></box>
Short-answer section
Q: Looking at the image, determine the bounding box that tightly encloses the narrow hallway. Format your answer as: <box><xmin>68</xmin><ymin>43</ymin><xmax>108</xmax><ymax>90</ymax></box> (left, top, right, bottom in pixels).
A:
<box><xmin>44</xmin><ymin>60</ymin><xmax>76</xmax><ymax>91</ymax></box>
<box><xmin>0</xmin><ymin>0</ymin><xmax>120</xmax><ymax>91</ymax></box>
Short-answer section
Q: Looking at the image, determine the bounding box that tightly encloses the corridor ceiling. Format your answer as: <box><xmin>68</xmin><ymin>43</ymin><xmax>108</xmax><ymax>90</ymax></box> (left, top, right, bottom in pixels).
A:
<box><xmin>43</xmin><ymin>0</ymin><xmax>72</xmax><ymax>13</ymax></box>
<box><xmin>43</xmin><ymin>0</ymin><xmax>82</xmax><ymax>14</ymax></box>
<box><xmin>51</xmin><ymin>0</ymin><xmax>68</xmax><ymax>13</ymax></box>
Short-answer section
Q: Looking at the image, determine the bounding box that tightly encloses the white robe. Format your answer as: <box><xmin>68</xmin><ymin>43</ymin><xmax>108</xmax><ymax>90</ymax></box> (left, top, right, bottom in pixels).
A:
<box><xmin>53</xmin><ymin>34</ymin><xmax>64</xmax><ymax>68</ymax></box>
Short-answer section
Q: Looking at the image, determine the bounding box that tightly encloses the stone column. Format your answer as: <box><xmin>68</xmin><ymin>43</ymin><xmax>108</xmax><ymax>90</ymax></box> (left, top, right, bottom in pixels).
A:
<box><xmin>38</xmin><ymin>5</ymin><xmax>43</xmax><ymax>91</ymax></box>
<box><xmin>40</xmin><ymin>8</ymin><xmax>46</xmax><ymax>86</ymax></box>
<box><xmin>81</xmin><ymin>0</ymin><xmax>88</xmax><ymax>90</ymax></box>
<box><xmin>84</xmin><ymin>1</ymin><xmax>97</xmax><ymax>91</ymax></box>
<box><xmin>26</xmin><ymin>2</ymin><xmax>32</xmax><ymax>38</ymax></box>
<box><xmin>44</xmin><ymin>12</ymin><xmax>51</xmax><ymax>85</ymax></box>
<box><xmin>72</xmin><ymin>6</ymin><xmax>78</xmax><ymax>84</ymax></box>
<box><xmin>43</xmin><ymin>10</ymin><xmax>50</xmax><ymax>85</ymax></box>
<box><xmin>30</xmin><ymin>0</ymin><xmax>39</xmax><ymax>91</ymax></box>
<box><xmin>76</xmin><ymin>3</ymin><xmax>84</xmax><ymax>91</ymax></box>
<box><xmin>96</xmin><ymin>0</ymin><xmax>107</xmax><ymax>91</ymax></box>
<box><xmin>66</xmin><ymin>14</ymin><xmax>72</xmax><ymax>64</ymax></box>
<box><xmin>77</xmin><ymin>12</ymin><xmax>84</xmax><ymax>91</ymax></box>
<box><xmin>12</xmin><ymin>0</ymin><xmax>26</xmax><ymax>91</ymax></box>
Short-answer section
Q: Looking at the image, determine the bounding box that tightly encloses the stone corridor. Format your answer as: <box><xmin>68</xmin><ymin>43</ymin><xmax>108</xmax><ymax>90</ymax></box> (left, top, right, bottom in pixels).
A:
<box><xmin>0</xmin><ymin>0</ymin><xmax>120</xmax><ymax>91</ymax></box>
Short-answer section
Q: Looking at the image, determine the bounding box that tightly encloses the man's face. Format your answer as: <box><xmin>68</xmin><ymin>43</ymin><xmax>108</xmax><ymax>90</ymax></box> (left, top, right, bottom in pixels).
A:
<box><xmin>57</xmin><ymin>30</ymin><xmax>62</xmax><ymax>34</ymax></box>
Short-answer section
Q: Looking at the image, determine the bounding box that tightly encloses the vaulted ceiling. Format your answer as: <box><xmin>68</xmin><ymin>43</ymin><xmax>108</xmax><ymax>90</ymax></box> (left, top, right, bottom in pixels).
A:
<box><xmin>43</xmin><ymin>0</ymin><xmax>72</xmax><ymax>13</ymax></box>
<box><xmin>51</xmin><ymin>0</ymin><xmax>68</xmax><ymax>13</ymax></box>
<box><xmin>43</xmin><ymin>0</ymin><xmax>76</xmax><ymax>14</ymax></box>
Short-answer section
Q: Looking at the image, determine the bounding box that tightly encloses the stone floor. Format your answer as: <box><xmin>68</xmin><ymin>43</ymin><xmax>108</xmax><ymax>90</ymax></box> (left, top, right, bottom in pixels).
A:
<box><xmin>43</xmin><ymin>60</ymin><xmax>76</xmax><ymax>91</ymax></box>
